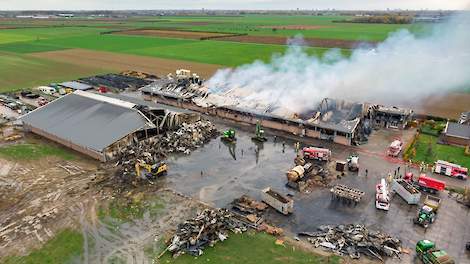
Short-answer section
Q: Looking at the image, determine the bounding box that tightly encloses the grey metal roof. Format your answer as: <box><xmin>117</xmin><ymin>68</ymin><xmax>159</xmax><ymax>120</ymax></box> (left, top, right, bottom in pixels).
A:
<box><xmin>446</xmin><ymin>122</ymin><xmax>470</xmax><ymax>139</ymax></box>
<box><xmin>20</xmin><ymin>92</ymin><xmax>155</xmax><ymax>152</ymax></box>
<box><xmin>59</xmin><ymin>81</ymin><xmax>93</xmax><ymax>91</ymax></box>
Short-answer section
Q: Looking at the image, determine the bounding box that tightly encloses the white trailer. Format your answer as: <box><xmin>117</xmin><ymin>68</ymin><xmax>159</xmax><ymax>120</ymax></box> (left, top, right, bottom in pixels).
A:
<box><xmin>391</xmin><ymin>179</ymin><xmax>421</xmax><ymax>205</ymax></box>
<box><xmin>261</xmin><ymin>187</ymin><xmax>293</xmax><ymax>215</ymax></box>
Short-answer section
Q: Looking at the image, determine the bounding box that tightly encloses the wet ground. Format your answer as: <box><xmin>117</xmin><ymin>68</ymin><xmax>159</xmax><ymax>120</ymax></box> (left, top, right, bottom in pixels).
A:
<box><xmin>163</xmin><ymin>118</ymin><xmax>470</xmax><ymax>264</ymax></box>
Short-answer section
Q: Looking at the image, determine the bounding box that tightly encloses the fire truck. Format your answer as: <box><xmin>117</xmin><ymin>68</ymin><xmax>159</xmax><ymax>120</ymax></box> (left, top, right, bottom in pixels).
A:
<box><xmin>405</xmin><ymin>173</ymin><xmax>446</xmax><ymax>194</ymax></box>
<box><xmin>376</xmin><ymin>178</ymin><xmax>390</xmax><ymax>211</ymax></box>
<box><xmin>302</xmin><ymin>147</ymin><xmax>331</xmax><ymax>162</ymax></box>
<box><xmin>387</xmin><ymin>139</ymin><xmax>403</xmax><ymax>157</ymax></box>
<box><xmin>434</xmin><ymin>160</ymin><xmax>468</xmax><ymax>180</ymax></box>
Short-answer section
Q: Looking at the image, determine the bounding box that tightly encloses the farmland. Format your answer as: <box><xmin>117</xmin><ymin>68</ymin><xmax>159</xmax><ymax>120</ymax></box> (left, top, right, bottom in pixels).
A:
<box><xmin>0</xmin><ymin>15</ymin><xmax>425</xmax><ymax>92</ymax></box>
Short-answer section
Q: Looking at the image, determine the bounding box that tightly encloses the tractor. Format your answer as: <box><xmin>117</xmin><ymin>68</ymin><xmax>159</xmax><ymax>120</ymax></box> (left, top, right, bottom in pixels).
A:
<box><xmin>221</xmin><ymin>128</ymin><xmax>236</xmax><ymax>142</ymax></box>
<box><xmin>251</xmin><ymin>121</ymin><xmax>267</xmax><ymax>142</ymax></box>
<box><xmin>413</xmin><ymin>205</ymin><xmax>436</xmax><ymax>229</ymax></box>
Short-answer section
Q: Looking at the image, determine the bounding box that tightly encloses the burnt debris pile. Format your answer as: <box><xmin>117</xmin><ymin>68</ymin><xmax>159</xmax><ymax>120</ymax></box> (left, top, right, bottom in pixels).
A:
<box><xmin>299</xmin><ymin>224</ymin><xmax>402</xmax><ymax>261</ymax></box>
<box><xmin>115</xmin><ymin>120</ymin><xmax>217</xmax><ymax>182</ymax></box>
<box><xmin>167</xmin><ymin>209</ymin><xmax>247</xmax><ymax>257</ymax></box>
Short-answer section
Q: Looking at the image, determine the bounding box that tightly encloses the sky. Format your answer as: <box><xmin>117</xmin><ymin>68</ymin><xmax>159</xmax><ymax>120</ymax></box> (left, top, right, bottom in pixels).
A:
<box><xmin>1</xmin><ymin>0</ymin><xmax>469</xmax><ymax>11</ymax></box>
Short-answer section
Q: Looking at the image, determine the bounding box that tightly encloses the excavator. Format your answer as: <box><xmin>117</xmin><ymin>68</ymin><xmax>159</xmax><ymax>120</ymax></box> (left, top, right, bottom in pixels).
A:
<box><xmin>135</xmin><ymin>161</ymin><xmax>168</xmax><ymax>179</ymax></box>
<box><xmin>221</xmin><ymin>128</ymin><xmax>236</xmax><ymax>142</ymax></box>
<box><xmin>251</xmin><ymin>121</ymin><xmax>267</xmax><ymax>142</ymax></box>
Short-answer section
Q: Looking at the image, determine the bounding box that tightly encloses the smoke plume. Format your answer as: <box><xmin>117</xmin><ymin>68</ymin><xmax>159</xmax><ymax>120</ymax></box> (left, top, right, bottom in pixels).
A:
<box><xmin>206</xmin><ymin>13</ymin><xmax>470</xmax><ymax>115</ymax></box>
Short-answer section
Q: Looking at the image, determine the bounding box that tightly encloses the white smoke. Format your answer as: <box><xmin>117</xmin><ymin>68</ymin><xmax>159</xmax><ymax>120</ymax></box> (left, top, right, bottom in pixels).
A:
<box><xmin>206</xmin><ymin>13</ymin><xmax>470</xmax><ymax>115</ymax></box>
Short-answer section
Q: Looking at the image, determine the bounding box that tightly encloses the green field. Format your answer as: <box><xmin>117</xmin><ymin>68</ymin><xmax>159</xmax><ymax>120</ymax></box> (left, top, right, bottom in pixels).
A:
<box><xmin>2</xmin><ymin>229</ymin><xmax>84</xmax><ymax>264</ymax></box>
<box><xmin>0</xmin><ymin>15</ymin><xmax>426</xmax><ymax>92</ymax></box>
<box><xmin>409</xmin><ymin>134</ymin><xmax>470</xmax><ymax>168</ymax></box>
<box><xmin>158</xmin><ymin>232</ymin><xmax>339</xmax><ymax>264</ymax></box>
<box><xmin>0</xmin><ymin>51</ymin><xmax>108</xmax><ymax>92</ymax></box>
<box><xmin>0</xmin><ymin>141</ymin><xmax>76</xmax><ymax>160</ymax></box>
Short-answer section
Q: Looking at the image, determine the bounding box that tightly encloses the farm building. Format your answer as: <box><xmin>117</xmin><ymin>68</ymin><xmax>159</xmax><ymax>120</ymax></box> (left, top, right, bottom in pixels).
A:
<box><xmin>441</xmin><ymin>121</ymin><xmax>470</xmax><ymax>147</ymax></box>
<box><xmin>142</xmin><ymin>83</ymin><xmax>364</xmax><ymax>145</ymax></box>
<box><xmin>59</xmin><ymin>81</ymin><xmax>93</xmax><ymax>91</ymax></box>
<box><xmin>370</xmin><ymin>105</ymin><xmax>413</xmax><ymax>129</ymax></box>
<box><xmin>459</xmin><ymin>111</ymin><xmax>470</xmax><ymax>125</ymax></box>
<box><xmin>20</xmin><ymin>90</ymin><xmax>157</xmax><ymax>161</ymax></box>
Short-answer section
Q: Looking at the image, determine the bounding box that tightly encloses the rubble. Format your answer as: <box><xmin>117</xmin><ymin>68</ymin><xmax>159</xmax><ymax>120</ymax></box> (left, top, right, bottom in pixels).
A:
<box><xmin>166</xmin><ymin>208</ymin><xmax>247</xmax><ymax>257</ymax></box>
<box><xmin>299</xmin><ymin>224</ymin><xmax>403</xmax><ymax>261</ymax></box>
<box><xmin>230</xmin><ymin>195</ymin><xmax>266</xmax><ymax>228</ymax></box>
<box><xmin>115</xmin><ymin>120</ymin><xmax>217</xmax><ymax>183</ymax></box>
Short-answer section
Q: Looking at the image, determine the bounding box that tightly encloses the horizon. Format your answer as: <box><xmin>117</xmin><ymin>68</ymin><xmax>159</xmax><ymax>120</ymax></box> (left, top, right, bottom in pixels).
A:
<box><xmin>1</xmin><ymin>0</ymin><xmax>469</xmax><ymax>12</ymax></box>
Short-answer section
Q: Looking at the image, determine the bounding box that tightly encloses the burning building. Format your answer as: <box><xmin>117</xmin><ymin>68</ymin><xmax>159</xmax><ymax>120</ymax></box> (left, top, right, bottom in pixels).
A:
<box><xmin>141</xmin><ymin>74</ymin><xmax>366</xmax><ymax>146</ymax></box>
<box><xmin>370</xmin><ymin>105</ymin><xmax>413</xmax><ymax>129</ymax></box>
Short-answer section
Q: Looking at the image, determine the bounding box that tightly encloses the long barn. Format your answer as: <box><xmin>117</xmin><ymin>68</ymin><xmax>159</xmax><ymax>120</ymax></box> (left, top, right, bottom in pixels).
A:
<box><xmin>20</xmin><ymin>90</ymin><xmax>156</xmax><ymax>161</ymax></box>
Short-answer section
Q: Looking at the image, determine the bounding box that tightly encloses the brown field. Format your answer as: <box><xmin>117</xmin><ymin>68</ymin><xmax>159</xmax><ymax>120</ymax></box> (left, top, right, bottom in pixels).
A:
<box><xmin>258</xmin><ymin>25</ymin><xmax>332</xmax><ymax>30</ymax></box>
<box><xmin>116</xmin><ymin>29</ymin><xmax>234</xmax><ymax>40</ymax></box>
<box><xmin>30</xmin><ymin>49</ymin><xmax>223</xmax><ymax>78</ymax></box>
<box><xmin>214</xmin><ymin>35</ymin><xmax>375</xmax><ymax>49</ymax></box>
<box><xmin>414</xmin><ymin>92</ymin><xmax>470</xmax><ymax>119</ymax></box>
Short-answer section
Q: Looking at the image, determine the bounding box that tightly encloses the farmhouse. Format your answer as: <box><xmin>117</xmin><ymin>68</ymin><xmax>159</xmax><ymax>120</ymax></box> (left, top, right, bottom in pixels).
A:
<box><xmin>20</xmin><ymin>90</ymin><xmax>156</xmax><ymax>161</ymax></box>
<box><xmin>441</xmin><ymin>121</ymin><xmax>470</xmax><ymax>147</ymax></box>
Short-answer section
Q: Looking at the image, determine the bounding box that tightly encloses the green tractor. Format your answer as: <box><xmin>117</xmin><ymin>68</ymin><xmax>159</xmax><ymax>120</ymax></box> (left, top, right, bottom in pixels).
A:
<box><xmin>251</xmin><ymin>121</ymin><xmax>267</xmax><ymax>142</ymax></box>
<box><xmin>221</xmin><ymin>128</ymin><xmax>236</xmax><ymax>142</ymax></box>
<box><xmin>416</xmin><ymin>240</ymin><xmax>454</xmax><ymax>264</ymax></box>
<box><xmin>413</xmin><ymin>205</ymin><xmax>436</xmax><ymax>229</ymax></box>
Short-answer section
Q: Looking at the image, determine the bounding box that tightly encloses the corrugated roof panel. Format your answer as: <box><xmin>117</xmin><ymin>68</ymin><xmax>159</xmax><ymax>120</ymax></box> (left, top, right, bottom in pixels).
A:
<box><xmin>20</xmin><ymin>93</ymin><xmax>155</xmax><ymax>152</ymax></box>
<box><xmin>59</xmin><ymin>81</ymin><xmax>93</xmax><ymax>91</ymax></box>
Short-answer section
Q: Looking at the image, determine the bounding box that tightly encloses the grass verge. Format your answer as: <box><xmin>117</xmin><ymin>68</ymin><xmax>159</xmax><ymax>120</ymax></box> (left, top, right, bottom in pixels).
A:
<box><xmin>2</xmin><ymin>229</ymin><xmax>84</xmax><ymax>264</ymax></box>
<box><xmin>159</xmin><ymin>231</ymin><xmax>340</xmax><ymax>264</ymax></box>
<box><xmin>0</xmin><ymin>142</ymin><xmax>75</xmax><ymax>160</ymax></box>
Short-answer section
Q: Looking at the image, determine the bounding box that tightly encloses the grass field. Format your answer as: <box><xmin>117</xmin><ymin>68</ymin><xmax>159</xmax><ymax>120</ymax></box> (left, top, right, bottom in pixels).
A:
<box><xmin>0</xmin><ymin>141</ymin><xmax>76</xmax><ymax>160</ymax></box>
<box><xmin>2</xmin><ymin>229</ymin><xmax>84</xmax><ymax>264</ymax></box>
<box><xmin>0</xmin><ymin>51</ymin><xmax>109</xmax><ymax>92</ymax></box>
<box><xmin>410</xmin><ymin>134</ymin><xmax>470</xmax><ymax>168</ymax></box>
<box><xmin>158</xmin><ymin>231</ymin><xmax>340</xmax><ymax>264</ymax></box>
<box><xmin>0</xmin><ymin>15</ymin><xmax>426</xmax><ymax>92</ymax></box>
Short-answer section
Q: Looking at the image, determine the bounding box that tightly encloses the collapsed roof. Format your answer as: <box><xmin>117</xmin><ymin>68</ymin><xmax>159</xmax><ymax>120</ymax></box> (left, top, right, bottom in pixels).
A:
<box><xmin>142</xmin><ymin>80</ymin><xmax>363</xmax><ymax>134</ymax></box>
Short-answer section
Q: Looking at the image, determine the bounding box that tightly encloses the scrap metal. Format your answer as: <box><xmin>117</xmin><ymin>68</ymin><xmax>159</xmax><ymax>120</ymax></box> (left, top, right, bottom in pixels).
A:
<box><xmin>166</xmin><ymin>209</ymin><xmax>247</xmax><ymax>257</ymax></box>
<box><xmin>299</xmin><ymin>224</ymin><xmax>402</xmax><ymax>261</ymax></box>
<box><xmin>115</xmin><ymin>120</ymin><xmax>217</xmax><ymax>183</ymax></box>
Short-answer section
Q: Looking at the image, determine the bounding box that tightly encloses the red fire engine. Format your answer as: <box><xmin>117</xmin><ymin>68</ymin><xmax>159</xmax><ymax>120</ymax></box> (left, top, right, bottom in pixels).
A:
<box><xmin>405</xmin><ymin>172</ymin><xmax>446</xmax><ymax>193</ymax></box>
<box><xmin>302</xmin><ymin>147</ymin><xmax>331</xmax><ymax>161</ymax></box>
<box><xmin>434</xmin><ymin>160</ymin><xmax>468</xmax><ymax>180</ymax></box>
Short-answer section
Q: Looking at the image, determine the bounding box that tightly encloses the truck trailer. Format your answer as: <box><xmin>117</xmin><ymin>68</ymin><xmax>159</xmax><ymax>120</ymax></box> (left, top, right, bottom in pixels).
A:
<box><xmin>391</xmin><ymin>179</ymin><xmax>421</xmax><ymax>205</ymax></box>
<box><xmin>261</xmin><ymin>187</ymin><xmax>294</xmax><ymax>215</ymax></box>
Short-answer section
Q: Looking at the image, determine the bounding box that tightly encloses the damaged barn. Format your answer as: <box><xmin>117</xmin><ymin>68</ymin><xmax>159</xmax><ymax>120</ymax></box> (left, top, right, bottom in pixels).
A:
<box><xmin>20</xmin><ymin>90</ymin><xmax>204</xmax><ymax>161</ymax></box>
<box><xmin>141</xmin><ymin>72</ymin><xmax>369</xmax><ymax>145</ymax></box>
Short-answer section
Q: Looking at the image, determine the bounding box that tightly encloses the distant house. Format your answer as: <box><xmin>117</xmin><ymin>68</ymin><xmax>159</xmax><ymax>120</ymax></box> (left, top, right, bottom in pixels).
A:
<box><xmin>441</xmin><ymin>121</ymin><xmax>470</xmax><ymax>147</ymax></box>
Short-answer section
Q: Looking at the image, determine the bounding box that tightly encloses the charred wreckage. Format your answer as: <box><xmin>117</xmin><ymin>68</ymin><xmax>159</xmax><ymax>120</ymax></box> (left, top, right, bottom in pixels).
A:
<box><xmin>141</xmin><ymin>70</ymin><xmax>413</xmax><ymax>146</ymax></box>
